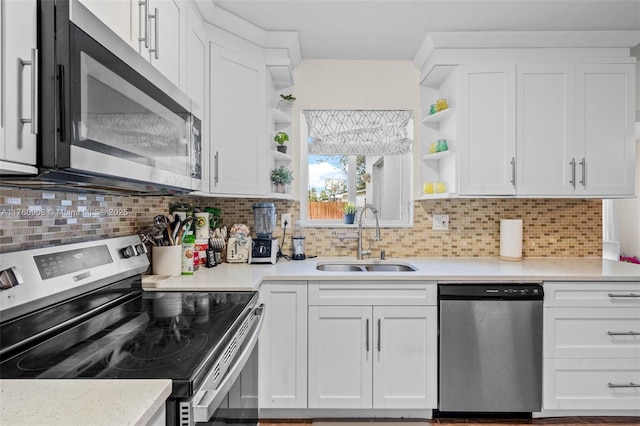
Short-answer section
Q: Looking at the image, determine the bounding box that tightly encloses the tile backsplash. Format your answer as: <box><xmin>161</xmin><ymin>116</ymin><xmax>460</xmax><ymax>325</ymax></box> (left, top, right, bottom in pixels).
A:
<box><xmin>1</xmin><ymin>188</ymin><xmax>601</xmax><ymax>257</ymax></box>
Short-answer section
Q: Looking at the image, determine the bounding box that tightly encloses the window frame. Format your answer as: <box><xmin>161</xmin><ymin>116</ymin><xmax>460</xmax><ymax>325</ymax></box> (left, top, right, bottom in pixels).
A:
<box><xmin>299</xmin><ymin>112</ymin><xmax>414</xmax><ymax>228</ymax></box>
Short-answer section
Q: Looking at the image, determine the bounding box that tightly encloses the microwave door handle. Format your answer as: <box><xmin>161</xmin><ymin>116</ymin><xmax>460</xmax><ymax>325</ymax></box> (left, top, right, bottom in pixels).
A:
<box><xmin>192</xmin><ymin>305</ymin><xmax>265</xmax><ymax>423</ymax></box>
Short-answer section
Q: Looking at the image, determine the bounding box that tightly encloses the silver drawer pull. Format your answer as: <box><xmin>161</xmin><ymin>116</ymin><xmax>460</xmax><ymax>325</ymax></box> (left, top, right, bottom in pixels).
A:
<box><xmin>608</xmin><ymin>293</ymin><xmax>639</xmax><ymax>298</ymax></box>
<box><xmin>608</xmin><ymin>382</ymin><xmax>640</xmax><ymax>388</ymax></box>
<box><xmin>607</xmin><ymin>331</ymin><xmax>640</xmax><ymax>336</ymax></box>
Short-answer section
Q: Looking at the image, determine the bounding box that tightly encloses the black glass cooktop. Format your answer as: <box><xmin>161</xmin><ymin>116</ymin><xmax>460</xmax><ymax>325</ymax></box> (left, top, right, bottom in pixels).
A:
<box><xmin>0</xmin><ymin>285</ymin><xmax>257</xmax><ymax>398</ymax></box>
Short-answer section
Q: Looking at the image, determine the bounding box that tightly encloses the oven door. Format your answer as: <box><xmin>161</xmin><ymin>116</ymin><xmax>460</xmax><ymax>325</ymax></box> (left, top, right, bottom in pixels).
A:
<box><xmin>188</xmin><ymin>304</ymin><xmax>264</xmax><ymax>426</ymax></box>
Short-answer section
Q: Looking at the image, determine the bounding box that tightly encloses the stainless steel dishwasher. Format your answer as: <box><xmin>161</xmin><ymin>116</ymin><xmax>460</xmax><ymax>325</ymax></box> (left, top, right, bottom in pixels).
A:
<box><xmin>438</xmin><ymin>283</ymin><xmax>543</xmax><ymax>414</ymax></box>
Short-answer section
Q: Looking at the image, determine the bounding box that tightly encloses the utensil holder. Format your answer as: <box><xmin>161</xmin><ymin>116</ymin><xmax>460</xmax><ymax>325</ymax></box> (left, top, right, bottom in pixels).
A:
<box><xmin>152</xmin><ymin>245</ymin><xmax>182</xmax><ymax>276</ymax></box>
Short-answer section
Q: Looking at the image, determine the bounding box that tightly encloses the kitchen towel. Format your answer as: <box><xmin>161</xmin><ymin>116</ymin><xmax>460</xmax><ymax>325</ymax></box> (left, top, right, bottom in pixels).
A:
<box><xmin>499</xmin><ymin>219</ymin><xmax>523</xmax><ymax>261</ymax></box>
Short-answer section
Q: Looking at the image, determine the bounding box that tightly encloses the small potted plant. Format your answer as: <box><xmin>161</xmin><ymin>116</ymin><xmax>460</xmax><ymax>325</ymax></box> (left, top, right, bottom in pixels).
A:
<box><xmin>270</xmin><ymin>166</ymin><xmax>293</xmax><ymax>193</ymax></box>
<box><xmin>343</xmin><ymin>202</ymin><xmax>357</xmax><ymax>224</ymax></box>
<box><xmin>274</xmin><ymin>131</ymin><xmax>289</xmax><ymax>153</ymax></box>
<box><xmin>278</xmin><ymin>94</ymin><xmax>296</xmax><ymax>112</ymax></box>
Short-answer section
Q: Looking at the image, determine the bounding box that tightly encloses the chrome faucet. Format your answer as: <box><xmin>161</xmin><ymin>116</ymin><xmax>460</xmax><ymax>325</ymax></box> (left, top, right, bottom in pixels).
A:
<box><xmin>357</xmin><ymin>204</ymin><xmax>381</xmax><ymax>259</ymax></box>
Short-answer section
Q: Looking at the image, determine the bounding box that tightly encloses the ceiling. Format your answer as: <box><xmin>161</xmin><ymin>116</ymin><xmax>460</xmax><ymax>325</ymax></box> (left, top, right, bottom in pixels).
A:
<box><xmin>213</xmin><ymin>0</ymin><xmax>640</xmax><ymax>60</ymax></box>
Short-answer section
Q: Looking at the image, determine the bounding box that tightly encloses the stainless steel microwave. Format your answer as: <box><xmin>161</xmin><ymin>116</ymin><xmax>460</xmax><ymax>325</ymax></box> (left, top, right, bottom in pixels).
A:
<box><xmin>31</xmin><ymin>0</ymin><xmax>202</xmax><ymax>194</ymax></box>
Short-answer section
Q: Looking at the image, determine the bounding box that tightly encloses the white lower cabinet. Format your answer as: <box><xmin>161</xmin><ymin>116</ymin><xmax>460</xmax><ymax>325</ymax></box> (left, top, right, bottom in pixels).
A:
<box><xmin>543</xmin><ymin>358</ymin><xmax>640</xmax><ymax>410</ymax></box>
<box><xmin>307</xmin><ymin>281</ymin><xmax>437</xmax><ymax>410</ymax></box>
<box><xmin>543</xmin><ymin>281</ymin><xmax>640</xmax><ymax>413</ymax></box>
<box><xmin>258</xmin><ymin>282</ymin><xmax>307</xmax><ymax>409</ymax></box>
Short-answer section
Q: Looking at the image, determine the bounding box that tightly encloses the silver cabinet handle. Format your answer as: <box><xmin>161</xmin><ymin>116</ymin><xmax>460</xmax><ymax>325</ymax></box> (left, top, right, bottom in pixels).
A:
<box><xmin>510</xmin><ymin>157</ymin><xmax>516</xmax><ymax>187</ymax></box>
<box><xmin>579</xmin><ymin>158</ymin><xmax>586</xmax><ymax>187</ymax></box>
<box><xmin>138</xmin><ymin>0</ymin><xmax>149</xmax><ymax>48</ymax></box>
<box><xmin>607</xmin><ymin>331</ymin><xmax>640</xmax><ymax>336</ymax></box>
<box><xmin>569</xmin><ymin>158</ymin><xmax>576</xmax><ymax>188</ymax></box>
<box><xmin>365</xmin><ymin>318</ymin><xmax>369</xmax><ymax>352</ymax></box>
<box><xmin>377</xmin><ymin>318</ymin><xmax>381</xmax><ymax>352</ymax></box>
<box><xmin>148</xmin><ymin>8</ymin><xmax>159</xmax><ymax>59</ymax></box>
<box><xmin>214</xmin><ymin>151</ymin><xmax>219</xmax><ymax>185</ymax></box>
<box><xmin>608</xmin><ymin>293</ymin><xmax>639</xmax><ymax>298</ymax></box>
<box><xmin>608</xmin><ymin>382</ymin><xmax>640</xmax><ymax>388</ymax></box>
<box><xmin>19</xmin><ymin>48</ymin><xmax>38</xmax><ymax>134</ymax></box>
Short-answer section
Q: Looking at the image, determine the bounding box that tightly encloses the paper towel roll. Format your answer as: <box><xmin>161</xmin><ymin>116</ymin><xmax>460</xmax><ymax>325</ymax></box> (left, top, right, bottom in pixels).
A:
<box><xmin>499</xmin><ymin>219</ymin><xmax>523</xmax><ymax>261</ymax></box>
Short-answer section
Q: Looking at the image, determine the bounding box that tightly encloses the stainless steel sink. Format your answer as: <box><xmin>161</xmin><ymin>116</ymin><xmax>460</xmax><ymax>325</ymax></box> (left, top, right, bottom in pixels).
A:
<box><xmin>316</xmin><ymin>264</ymin><xmax>365</xmax><ymax>272</ymax></box>
<box><xmin>316</xmin><ymin>262</ymin><xmax>416</xmax><ymax>272</ymax></box>
<box><xmin>364</xmin><ymin>264</ymin><xmax>416</xmax><ymax>272</ymax></box>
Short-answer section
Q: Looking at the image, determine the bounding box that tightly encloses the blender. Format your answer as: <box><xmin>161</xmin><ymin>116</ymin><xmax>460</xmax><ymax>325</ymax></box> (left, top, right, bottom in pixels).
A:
<box><xmin>292</xmin><ymin>220</ymin><xmax>306</xmax><ymax>260</ymax></box>
<box><xmin>249</xmin><ymin>203</ymin><xmax>279</xmax><ymax>264</ymax></box>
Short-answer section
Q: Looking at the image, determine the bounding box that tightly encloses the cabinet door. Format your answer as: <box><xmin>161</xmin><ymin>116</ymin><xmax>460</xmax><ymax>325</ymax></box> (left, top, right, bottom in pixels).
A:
<box><xmin>78</xmin><ymin>0</ymin><xmax>136</xmax><ymax>48</ymax></box>
<box><xmin>308</xmin><ymin>306</ymin><xmax>373</xmax><ymax>409</ymax></box>
<box><xmin>516</xmin><ymin>64</ymin><xmax>575</xmax><ymax>196</ymax></box>
<box><xmin>372</xmin><ymin>306</ymin><xmax>437</xmax><ymax>409</ymax></box>
<box><xmin>458</xmin><ymin>63</ymin><xmax>516</xmax><ymax>195</ymax></box>
<box><xmin>147</xmin><ymin>0</ymin><xmax>181</xmax><ymax>88</ymax></box>
<box><xmin>1</xmin><ymin>0</ymin><xmax>38</xmax><ymax>171</ymax></box>
<box><xmin>209</xmin><ymin>44</ymin><xmax>266</xmax><ymax>195</ymax></box>
<box><xmin>185</xmin><ymin>6</ymin><xmax>206</xmax><ymax>109</ymax></box>
<box><xmin>575</xmin><ymin>63</ymin><xmax>635</xmax><ymax>197</ymax></box>
<box><xmin>258</xmin><ymin>283</ymin><xmax>307</xmax><ymax>409</ymax></box>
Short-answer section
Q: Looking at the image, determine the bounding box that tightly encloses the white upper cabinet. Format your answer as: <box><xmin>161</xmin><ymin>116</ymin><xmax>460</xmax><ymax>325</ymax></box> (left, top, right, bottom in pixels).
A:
<box><xmin>78</xmin><ymin>0</ymin><xmax>138</xmax><ymax>48</ymax></box>
<box><xmin>81</xmin><ymin>0</ymin><xmax>182</xmax><ymax>88</ymax></box>
<box><xmin>139</xmin><ymin>0</ymin><xmax>182</xmax><ymax>88</ymax></box>
<box><xmin>0</xmin><ymin>0</ymin><xmax>38</xmax><ymax>175</ymax></box>
<box><xmin>209</xmin><ymin>44</ymin><xmax>267</xmax><ymax>195</ymax></box>
<box><xmin>575</xmin><ymin>64</ymin><xmax>636</xmax><ymax>197</ymax></box>
<box><xmin>185</xmin><ymin>6</ymin><xmax>206</xmax><ymax>109</ymax></box>
<box><xmin>516</xmin><ymin>64</ymin><xmax>575</xmax><ymax>196</ymax></box>
<box><xmin>424</xmin><ymin>58</ymin><xmax>636</xmax><ymax>198</ymax></box>
<box><xmin>458</xmin><ymin>63</ymin><xmax>516</xmax><ymax>196</ymax></box>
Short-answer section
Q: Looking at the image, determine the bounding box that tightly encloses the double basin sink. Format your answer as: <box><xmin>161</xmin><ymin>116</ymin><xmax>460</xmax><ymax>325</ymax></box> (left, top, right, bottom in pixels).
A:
<box><xmin>316</xmin><ymin>262</ymin><xmax>417</xmax><ymax>272</ymax></box>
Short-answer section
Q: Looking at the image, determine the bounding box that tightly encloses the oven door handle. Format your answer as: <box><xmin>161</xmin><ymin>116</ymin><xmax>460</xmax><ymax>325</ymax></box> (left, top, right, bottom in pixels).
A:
<box><xmin>193</xmin><ymin>304</ymin><xmax>265</xmax><ymax>423</ymax></box>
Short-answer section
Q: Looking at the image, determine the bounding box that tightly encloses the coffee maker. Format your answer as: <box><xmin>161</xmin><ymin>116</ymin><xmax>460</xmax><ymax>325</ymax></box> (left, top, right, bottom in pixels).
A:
<box><xmin>249</xmin><ymin>203</ymin><xmax>279</xmax><ymax>264</ymax></box>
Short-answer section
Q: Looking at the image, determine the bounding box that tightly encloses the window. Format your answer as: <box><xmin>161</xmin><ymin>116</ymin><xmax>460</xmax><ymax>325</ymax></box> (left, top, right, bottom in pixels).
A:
<box><xmin>300</xmin><ymin>110</ymin><xmax>413</xmax><ymax>226</ymax></box>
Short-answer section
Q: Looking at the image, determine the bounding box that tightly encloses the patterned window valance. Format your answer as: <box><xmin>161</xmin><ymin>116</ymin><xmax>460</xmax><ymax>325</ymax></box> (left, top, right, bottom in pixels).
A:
<box><xmin>303</xmin><ymin>110</ymin><xmax>413</xmax><ymax>156</ymax></box>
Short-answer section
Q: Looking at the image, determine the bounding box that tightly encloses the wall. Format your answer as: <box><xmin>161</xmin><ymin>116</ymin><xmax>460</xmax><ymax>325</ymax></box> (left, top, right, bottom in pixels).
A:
<box><xmin>0</xmin><ymin>187</ymin><xmax>601</xmax><ymax>257</ymax></box>
<box><xmin>290</xmin><ymin>60</ymin><xmax>422</xmax><ymax>197</ymax></box>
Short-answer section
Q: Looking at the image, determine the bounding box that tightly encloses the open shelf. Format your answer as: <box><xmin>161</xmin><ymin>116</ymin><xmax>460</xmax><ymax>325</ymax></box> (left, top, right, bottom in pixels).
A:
<box><xmin>418</xmin><ymin>192</ymin><xmax>452</xmax><ymax>200</ymax></box>
<box><xmin>422</xmin><ymin>107</ymin><xmax>454</xmax><ymax>124</ymax></box>
<box><xmin>422</xmin><ymin>150</ymin><xmax>453</xmax><ymax>161</ymax></box>
<box><xmin>271</xmin><ymin>108</ymin><xmax>292</xmax><ymax>124</ymax></box>
<box><xmin>421</xmin><ymin>65</ymin><xmax>456</xmax><ymax>88</ymax></box>
<box><xmin>271</xmin><ymin>150</ymin><xmax>292</xmax><ymax>161</ymax></box>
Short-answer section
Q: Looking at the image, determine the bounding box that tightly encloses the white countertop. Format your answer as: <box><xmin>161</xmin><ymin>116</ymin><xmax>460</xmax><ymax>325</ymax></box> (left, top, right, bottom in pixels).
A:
<box><xmin>143</xmin><ymin>256</ymin><xmax>640</xmax><ymax>291</ymax></box>
<box><xmin>0</xmin><ymin>379</ymin><xmax>171</xmax><ymax>426</ymax></box>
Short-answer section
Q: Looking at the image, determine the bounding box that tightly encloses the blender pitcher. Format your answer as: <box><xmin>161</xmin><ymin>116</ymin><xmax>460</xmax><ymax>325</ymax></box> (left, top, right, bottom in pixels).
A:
<box><xmin>252</xmin><ymin>203</ymin><xmax>276</xmax><ymax>239</ymax></box>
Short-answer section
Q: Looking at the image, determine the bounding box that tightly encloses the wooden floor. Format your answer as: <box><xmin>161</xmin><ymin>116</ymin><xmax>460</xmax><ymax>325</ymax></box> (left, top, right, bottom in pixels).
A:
<box><xmin>260</xmin><ymin>417</ymin><xmax>640</xmax><ymax>426</ymax></box>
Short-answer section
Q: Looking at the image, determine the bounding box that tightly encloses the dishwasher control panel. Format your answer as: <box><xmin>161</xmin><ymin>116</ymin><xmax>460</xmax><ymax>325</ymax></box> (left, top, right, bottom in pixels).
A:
<box><xmin>439</xmin><ymin>283</ymin><xmax>544</xmax><ymax>300</ymax></box>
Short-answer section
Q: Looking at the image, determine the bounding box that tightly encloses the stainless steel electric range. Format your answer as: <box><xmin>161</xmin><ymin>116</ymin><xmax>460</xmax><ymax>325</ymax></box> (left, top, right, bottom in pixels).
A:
<box><xmin>0</xmin><ymin>235</ymin><xmax>263</xmax><ymax>426</ymax></box>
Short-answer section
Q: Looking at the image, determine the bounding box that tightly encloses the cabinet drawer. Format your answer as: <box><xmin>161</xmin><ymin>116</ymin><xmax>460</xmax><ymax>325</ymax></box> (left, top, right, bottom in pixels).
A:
<box><xmin>544</xmin><ymin>308</ymin><xmax>640</xmax><ymax>359</ymax></box>
<box><xmin>543</xmin><ymin>358</ymin><xmax>640</xmax><ymax>410</ymax></box>
<box><xmin>308</xmin><ymin>281</ymin><xmax>436</xmax><ymax>306</ymax></box>
<box><xmin>544</xmin><ymin>282</ymin><xmax>640</xmax><ymax>307</ymax></box>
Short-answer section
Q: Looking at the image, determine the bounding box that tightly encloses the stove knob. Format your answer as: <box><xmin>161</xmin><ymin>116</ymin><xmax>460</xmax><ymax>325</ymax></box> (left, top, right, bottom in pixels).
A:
<box><xmin>135</xmin><ymin>244</ymin><xmax>148</xmax><ymax>256</ymax></box>
<box><xmin>0</xmin><ymin>267</ymin><xmax>24</xmax><ymax>290</ymax></box>
<box><xmin>120</xmin><ymin>245</ymin><xmax>137</xmax><ymax>258</ymax></box>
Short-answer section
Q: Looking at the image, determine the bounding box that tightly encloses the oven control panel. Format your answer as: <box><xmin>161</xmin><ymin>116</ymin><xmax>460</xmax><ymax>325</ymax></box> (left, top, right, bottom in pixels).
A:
<box><xmin>0</xmin><ymin>235</ymin><xmax>149</xmax><ymax>322</ymax></box>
